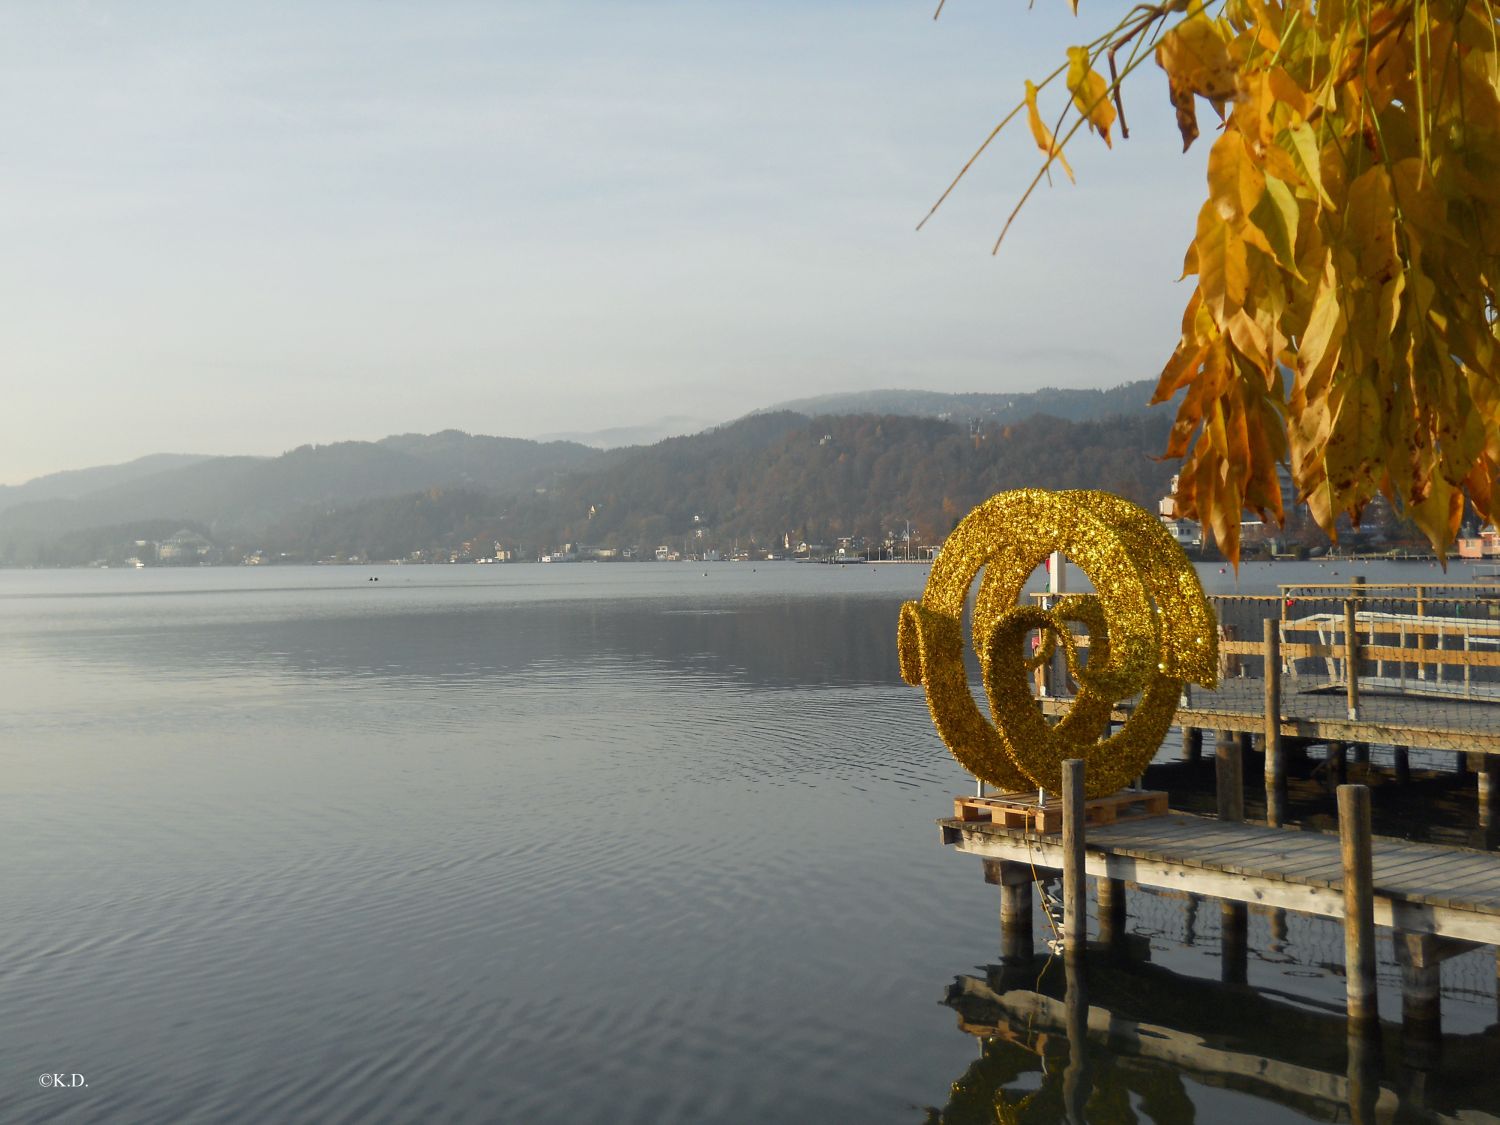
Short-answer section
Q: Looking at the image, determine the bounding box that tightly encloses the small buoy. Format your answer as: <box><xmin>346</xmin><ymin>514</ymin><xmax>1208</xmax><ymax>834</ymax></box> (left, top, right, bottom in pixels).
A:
<box><xmin>1219</xmin><ymin>567</ymin><xmax>1226</xmax><ymax>574</ymax></box>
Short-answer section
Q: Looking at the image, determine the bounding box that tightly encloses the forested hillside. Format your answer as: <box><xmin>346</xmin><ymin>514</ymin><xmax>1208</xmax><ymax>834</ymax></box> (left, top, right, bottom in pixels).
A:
<box><xmin>3</xmin><ymin>405</ymin><xmax>1175</xmax><ymax>565</ymax></box>
<box><xmin>258</xmin><ymin>409</ymin><xmax>1174</xmax><ymax>562</ymax></box>
<box><xmin>0</xmin><ymin>432</ymin><xmax>600</xmax><ymax>565</ymax></box>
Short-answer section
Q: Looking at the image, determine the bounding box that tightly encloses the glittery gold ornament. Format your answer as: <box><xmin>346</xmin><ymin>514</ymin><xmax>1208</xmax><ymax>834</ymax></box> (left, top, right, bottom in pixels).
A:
<box><xmin>898</xmin><ymin>489</ymin><xmax>1217</xmax><ymax>797</ymax></box>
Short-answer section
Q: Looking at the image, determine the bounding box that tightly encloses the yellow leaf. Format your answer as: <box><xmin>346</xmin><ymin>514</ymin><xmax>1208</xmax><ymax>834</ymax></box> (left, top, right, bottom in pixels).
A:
<box><xmin>1207</xmin><ymin>131</ymin><xmax>1265</xmax><ymax>224</ymax></box>
<box><xmin>1343</xmin><ymin>166</ymin><xmax>1399</xmax><ymax>284</ymax></box>
<box><xmin>1066</xmin><ymin>46</ymin><xmax>1116</xmax><ymax>148</ymax></box>
<box><xmin>1297</xmin><ymin>258</ymin><xmax>1343</xmax><ymax>376</ymax></box>
<box><xmin>1024</xmin><ymin>80</ymin><xmax>1075</xmax><ymax>184</ymax></box>
<box><xmin>1324</xmin><ymin>375</ymin><xmax>1382</xmax><ymax>512</ymax></box>
<box><xmin>1249</xmin><ymin>174</ymin><xmax>1302</xmax><ymax>275</ymax></box>
<box><xmin>1194</xmin><ymin>201</ymin><xmax>1249</xmax><ymax>322</ymax></box>
<box><xmin>1406</xmin><ymin>472</ymin><xmax>1463</xmax><ymax>558</ymax></box>
<box><xmin>1278</xmin><ymin>122</ymin><xmax>1331</xmax><ymax>207</ymax></box>
<box><xmin>1156</xmin><ymin>13</ymin><xmax>1238</xmax><ymax>101</ymax></box>
<box><xmin>1228</xmin><ymin>307</ymin><xmax>1270</xmax><ymax>366</ymax></box>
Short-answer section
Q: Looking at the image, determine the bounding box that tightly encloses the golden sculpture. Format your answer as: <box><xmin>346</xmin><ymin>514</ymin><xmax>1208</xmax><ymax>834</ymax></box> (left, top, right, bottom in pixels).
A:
<box><xmin>899</xmin><ymin>489</ymin><xmax>1218</xmax><ymax>797</ymax></box>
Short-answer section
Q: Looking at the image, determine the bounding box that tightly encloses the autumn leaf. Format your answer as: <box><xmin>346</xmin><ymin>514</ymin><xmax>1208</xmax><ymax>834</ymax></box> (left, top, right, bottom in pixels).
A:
<box><xmin>1024</xmin><ymin>81</ymin><xmax>1075</xmax><ymax>183</ymax></box>
<box><xmin>1066</xmin><ymin>46</ymin><xmax>1116</xmax><ymax>147</ymax></box>
<box><xmin>1156</xmin><ymin>12</ymin><xmax>1237</xmax><ymax>102</ymax></box>
<box><xmin>1193</xmin><ymin>201</ymin><xmax>1248</xmax><ymax>322</ymax></box>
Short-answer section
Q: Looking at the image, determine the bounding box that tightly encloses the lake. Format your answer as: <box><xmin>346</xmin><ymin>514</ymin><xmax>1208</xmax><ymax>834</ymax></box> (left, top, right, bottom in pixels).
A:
<box><xmin>3</xmin><ymin>559</ymin><xmax>1497</xmax><ymax>1123</ymax></box>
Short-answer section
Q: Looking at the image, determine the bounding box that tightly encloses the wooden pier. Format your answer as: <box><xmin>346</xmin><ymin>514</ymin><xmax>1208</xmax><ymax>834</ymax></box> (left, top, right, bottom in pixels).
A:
<box><xmin>942</xmin><ymin>811</ymin><xmax>1500</xmax><ymax>945</ymax></box>
<box><xmin>941</xmin><ymin>783</ymin><xmax>1500</xmax><ymax>1039</ymax></box>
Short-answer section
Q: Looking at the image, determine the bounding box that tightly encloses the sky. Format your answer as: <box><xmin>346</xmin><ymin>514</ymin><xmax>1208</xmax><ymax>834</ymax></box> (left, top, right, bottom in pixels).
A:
<box><xmin>0</xmin><ymin>1</ymin><xmax>1208</xmax><ymax>485</ymax></box>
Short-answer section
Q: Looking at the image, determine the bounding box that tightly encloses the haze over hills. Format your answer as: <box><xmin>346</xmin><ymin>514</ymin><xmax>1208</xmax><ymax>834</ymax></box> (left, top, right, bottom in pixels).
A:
<box><xmin>535</xmin><ymin>415</ymin><xmax>720</xmax><ymax>449</ymax></box>
<box><xmin>1</xmin><ymin>390</ymin><xmax>1179</xmax><ymax>566</ymax></box>
<box><xmin>0</xmin><ymin>453</ymin><xmax>216</xmax><ymax>515</ymax></box>
<box><xmin>757</xmin><ymin>379</ymin><xmax>1159</xmax><ymax>425</ymax></box>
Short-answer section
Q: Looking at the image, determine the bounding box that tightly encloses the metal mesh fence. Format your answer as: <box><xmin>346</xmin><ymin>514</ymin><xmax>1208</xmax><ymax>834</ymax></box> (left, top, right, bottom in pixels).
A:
<box><xmin>1205</xmin><ymin>584</ymin><xmax>1500</xmax><ymax>746</ymax></box>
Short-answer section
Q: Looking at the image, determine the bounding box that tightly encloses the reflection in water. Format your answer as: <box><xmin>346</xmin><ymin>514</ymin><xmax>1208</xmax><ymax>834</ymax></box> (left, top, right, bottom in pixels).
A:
<box><xmin>928</xmin><ymin>945</ymin><xmax>1500</xmax><ymax>1124</ymax></box>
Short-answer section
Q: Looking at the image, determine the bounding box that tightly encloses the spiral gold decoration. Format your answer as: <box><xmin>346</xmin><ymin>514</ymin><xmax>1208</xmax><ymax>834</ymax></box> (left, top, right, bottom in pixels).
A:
<box><xmin>898</xmin><ymin>489</ymin><xmax>1218</xmax><ymax>798</ymax></box>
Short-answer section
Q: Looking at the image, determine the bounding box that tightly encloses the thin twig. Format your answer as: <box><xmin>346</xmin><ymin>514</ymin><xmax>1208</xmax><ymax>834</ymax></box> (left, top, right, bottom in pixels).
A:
<box><xmin>1107</xmin><ymin>45</ymin><xmax>1131</xmax><ymax>139</ymax></box>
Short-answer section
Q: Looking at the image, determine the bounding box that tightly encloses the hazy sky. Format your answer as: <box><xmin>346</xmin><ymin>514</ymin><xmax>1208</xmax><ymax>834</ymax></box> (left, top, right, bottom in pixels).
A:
<box><xmin>0</xmin><ymin>1</ymin><xmax>1207</xmax><ymax>484</ymax></box>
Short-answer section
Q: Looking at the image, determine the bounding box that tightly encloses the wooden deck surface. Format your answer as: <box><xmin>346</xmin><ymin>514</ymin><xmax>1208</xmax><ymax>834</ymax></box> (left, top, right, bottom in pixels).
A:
<box><xmin>941</xmin><ymin>811</ymin><xmax>1500</xmax><ymax>943</ymax></box>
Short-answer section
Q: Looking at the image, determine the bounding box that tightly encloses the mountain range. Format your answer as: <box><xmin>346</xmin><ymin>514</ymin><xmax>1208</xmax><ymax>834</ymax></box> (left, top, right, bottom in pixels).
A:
<box><xmin>2</xmin><ymin>379</ymin><xmax>1175</xmax><ymax>565</ymax></box>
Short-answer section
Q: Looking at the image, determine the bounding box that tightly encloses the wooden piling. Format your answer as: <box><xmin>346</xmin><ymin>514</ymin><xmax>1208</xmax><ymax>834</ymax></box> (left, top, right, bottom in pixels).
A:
<box><xmin>985</xmin><ymin>858</ymin><xmax>1035</xmax><ymax>964</ymax></box>
<box><xmin>1182</xmin><ymin>725</ymin><xmax>1202</xmax><ymax>764</ymax></box>
<box><xmin>1394</xmin><ymin>932</ymin><xmax>1442</xmax><ymax>1049</ymax></box>
<box><xmin>1098</xmin><ymin>876</ymin><xmax>1127</xmax><ymax>948</ymax></box>
<box><xmin>1327</xmin><ymin>740</ymin><xmax>1348</xmax><ymax>789</ymax></box>
<box><xmin>1345</xmin><ymin>599</ymin><xmax>1360</xmax><ymax>721</ymax></box>
<box><xmin>1062</xmin><ymin>758</ymin><xmax>1086</xmax><ymax>961</ymax></box>
<box><xmin>1216</xmin><ymin>731</ymin><xmax>1244</xmax><ymax>823</ymax></box>
<box><xmin>1393</xmin><ymin>745</ymin><xmax>1410</xmax><ymax>786</ymax></box>
<box><xmin>1263</xmin><ymin>619</ymin><xmax>1285</xmax><ymax>827</ymax></box>
<box><xmin>1221</xmin><ymin>901</ymin><xmax>1248</xmax><ymax>985</ymax></box>
<box><xmin>1338</xmin><ymin>784</ymin><xmax>1378</xmax><ymax>1028</ymax></box>
<box><xmin>1346</xmin><ymin>1023</ymin><xmax>1381</xmax><ymax>1125</ymax></box>
<box><xmin>1062</xmin><ymin>954</ymin><xmax>1090</xmax><ymax>1121</ymax></box>
<box><xmin>1479</xmin><ymin>757</ymin><xmax>1500</xmax><ymax>830</ymax></box>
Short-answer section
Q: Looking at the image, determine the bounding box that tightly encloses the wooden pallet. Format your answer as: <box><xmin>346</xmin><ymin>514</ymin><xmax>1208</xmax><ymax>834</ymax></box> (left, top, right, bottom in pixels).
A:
<box><xmin>953</xmin><ymin>788</ymin><xmax>1168</xmax><ymax>834</ymax></box>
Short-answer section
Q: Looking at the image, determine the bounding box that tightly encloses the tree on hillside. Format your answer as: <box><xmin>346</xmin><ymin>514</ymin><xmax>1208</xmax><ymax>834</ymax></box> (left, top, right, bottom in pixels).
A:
<box><xmin>929</xmin><ymin>0</ymin><xmax>1500</xmax><ymax>562</ymax></box>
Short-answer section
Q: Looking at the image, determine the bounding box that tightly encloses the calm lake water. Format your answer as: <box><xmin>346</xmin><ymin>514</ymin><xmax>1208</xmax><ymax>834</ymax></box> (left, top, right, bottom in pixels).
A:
<box><xmin>3</xmin><ymin>559</ymin><xmax>1497</xmax><ymax>1123</ymax></box>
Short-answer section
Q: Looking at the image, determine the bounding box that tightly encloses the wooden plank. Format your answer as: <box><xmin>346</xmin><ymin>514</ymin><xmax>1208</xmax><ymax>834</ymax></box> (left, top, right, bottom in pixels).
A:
<box><xmin>943</xmin><ymin>825</ymin><xmax>1500</xmax><ymax>942</ymax></box>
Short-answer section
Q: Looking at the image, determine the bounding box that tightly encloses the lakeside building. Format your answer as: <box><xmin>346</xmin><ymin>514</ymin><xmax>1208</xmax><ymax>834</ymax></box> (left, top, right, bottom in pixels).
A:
<box><xmin>1459</xmin><ymin>527</ymin><xmax>1500</xmax><ymax>559</ymax></box>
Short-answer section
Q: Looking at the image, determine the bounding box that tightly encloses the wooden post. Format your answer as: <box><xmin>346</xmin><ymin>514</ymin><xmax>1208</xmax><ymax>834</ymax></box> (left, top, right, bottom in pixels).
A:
<box><xmin>1416</xmin><ymin>584</ymin><xmax>1428</xmax><ymax>682</ymax></box>
<box><xmin>986</xmin><ymin>859</ymin><xmax>1035</xmax><ymax>963</ymax></box>
<box><xmin>1098</xmin><ymin>876</ymin><xmax>1127</xmax><ymax>948</ymax></box>
<box><xmin>1264</xmin><ymin>619</ymin><xmax>1285</xmax><ymax>827</ymax></box>
<box><xmin>1327</xmin><ymin>740</ymin><xmax>1348</xmax><ymax>789</ymax></box>
<box><xmin>1479</xmin><ymin>756</ymin><xmax>1499</xmax><ymax>830</ymax></box>
<box><xmin>1221</xmin><ymin>901</ymin><xmax>1248</xmax><ymax>984</ymax></box>
<box><xmin>1339</xmin><ymin>784</ymin><xmax>1378</xmax><ymax>1028</ymax></box>
<box><xmin>1393</xmin><ymin>745</ymin><xmax>1410</xmax><ymax>786</ymax></box>
<box><xmin>1182</xmin><ymin>725</ymin><xmax>1202</xmax><ymax>764</ymax></box>
<box><xmin>1062</xmin><ymin>758</ymin><xmax>1086</xmax><ymax>961</ymax></box>
<box><xmin>1001</xmin><ymin>882</ymin><xmax>1034</xmax><ymax>963</ymax></box>
<box><xmin>1216</xmin><ymin>730</ymin><xmax>1244</xmax><ymax>822</ymax></box>
<box><xmin>1394</xmin><ymin>932</ymin><xmax>1442</xmax><ymax>1051</ymax></box>
<box><xmin>1352</xmin><ymin>742</ymin><xmax>1370</xmax><ymax>766</ymax></box>
<box><xmin>1268</xmin><ymin>907</ymin><xmax>1288</xmax><ymax>953</ymax></box>
<box><xmin>1345</xmin><ymin>599</ymin><xmax>1360</xmax><ymax>721</ymax></box>
<box><xmin>1062</xmin><ymin>954</ymin><xmax>1091</xmax><ymax>1123</ymax></box>
<box><xmin>1347</xmin><ymin>1023</ymin><xmax>1381</xmax><ymax>1125</ymax></box>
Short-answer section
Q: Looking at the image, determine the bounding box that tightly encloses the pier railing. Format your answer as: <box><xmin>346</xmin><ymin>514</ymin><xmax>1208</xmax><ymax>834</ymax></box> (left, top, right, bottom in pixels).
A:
<box><xmin>1031</xmin><ymin>582</ymin><xmax>1500</xmax><ymax>755</ymax></box>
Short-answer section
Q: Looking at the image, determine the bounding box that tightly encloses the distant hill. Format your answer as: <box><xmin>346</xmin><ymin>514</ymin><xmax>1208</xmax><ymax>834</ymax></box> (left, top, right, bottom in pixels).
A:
<box><xmin>0</xmin><ymin>453</ymin><xmax>215</xmax><ymax>514</ymax></box>
<box><xmin>758</xmin><ymin>380</ymin><xmax>1158</xmax><ymax>425</ymax></box>
<box><xmin>1</xmin><ymin>390</ymin><xmax>1181</xmax><ymax>566</ymax></box>
<box><xmin>256</xmin><ymin>407</ymin><xmax>1175</xmax><ymax>562</ymax></box>
<box><xmin>0</xmin><ymin>432</ymin><xmax>601</xmax><ymax>565</ymax></box>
